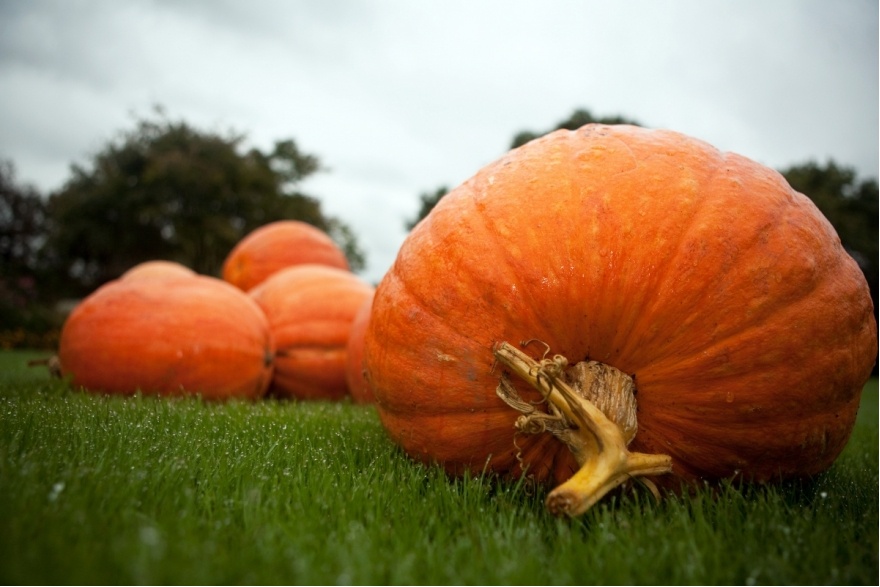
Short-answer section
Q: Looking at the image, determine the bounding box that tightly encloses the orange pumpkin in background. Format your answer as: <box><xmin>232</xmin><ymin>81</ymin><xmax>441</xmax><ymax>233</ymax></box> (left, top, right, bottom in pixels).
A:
<box><xmin>345</xmin><ymin>292</ymin><xmax>376</xmax><ymax>404</ymax></box>
<box><xmin>249</xmin><ymin>264</ymin><xmax>374</xmax><ymax>400</ymax></box>
<box><xmin>363</xmin><ymin>124</ymin><xmax>878</xmax><ymax>517</ymax></box>
<box><xmin>222</xmin><ymin>220</ymin><xmax>350</xmax><ymax>291</ymax></box>
<box><xmin>59</xmin><ymin>275</ymin><xmax>275</xmax><ymax>400</ymax></box>
<box><xmin>120</xmin><ymin>260</ymin><xmax>196</xmax><ymax>281</ymax></box>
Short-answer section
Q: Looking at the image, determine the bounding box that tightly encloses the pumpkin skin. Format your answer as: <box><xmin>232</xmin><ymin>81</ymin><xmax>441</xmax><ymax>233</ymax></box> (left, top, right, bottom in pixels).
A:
<box><xmin>345</xmin><ymin>292</ymin><xmax>376</xmax><ymax>403</ymax></box>
<box><xmin>120</xmin><ymin>260</ymin><xmax>196</xmax><ymax>281</ymax></box>
<box><xmin>364</xmin><ymin>124</ymin><xmax>878</xmax><ymax>492</ymax></box>
<box><xmin>223</xmin><ymin>220</ymin><xmax>350</xmax><ymax>292</ymax></box>
<box><xmin>59</xmin><ymin>275</ymin><xmax>275</xmax><ymax>400</ymax></box>
<box><xmin>249</xmin><ymin>264</ymin><xmax>375</xmax><ymax>400</ymax></box>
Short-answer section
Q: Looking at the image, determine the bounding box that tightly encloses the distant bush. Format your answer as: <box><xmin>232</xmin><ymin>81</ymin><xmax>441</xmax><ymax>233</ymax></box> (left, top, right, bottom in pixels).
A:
<box><xmin>0</xmin><ymin>328</ymin><xmax>59</xmax><ymax>350</ymax></box>
<box><xmin>0</xmin><ymin>300</ymin><xmax>63</xmax><ymax>350</ymax></box>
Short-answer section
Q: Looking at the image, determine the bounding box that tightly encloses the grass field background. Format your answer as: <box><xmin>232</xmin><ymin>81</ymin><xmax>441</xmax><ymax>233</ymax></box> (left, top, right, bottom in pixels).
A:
<box><xmin>1</xmin><ymin>350</ymin><xmax>877</xmax><ymax>585</ymax></box>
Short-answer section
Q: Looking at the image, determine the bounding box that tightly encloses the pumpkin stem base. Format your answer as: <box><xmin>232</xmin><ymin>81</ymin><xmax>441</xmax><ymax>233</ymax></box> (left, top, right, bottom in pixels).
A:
<box><xmin>493</xmin><ymin>341</ymin><xmax>672</xmax><ymax>517</ymax></box>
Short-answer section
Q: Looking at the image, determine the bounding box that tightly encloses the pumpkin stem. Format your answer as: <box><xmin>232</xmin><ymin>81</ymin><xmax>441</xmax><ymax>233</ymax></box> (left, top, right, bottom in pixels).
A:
<box><xmin>27</xmin><ymin>355</ymin><xmax>62</xmax><ymax>379</ymax></box>
<box><xmin>493</xmin><ymin>341</ymin><xmax>672</xmax><ymax>517</ymax></box>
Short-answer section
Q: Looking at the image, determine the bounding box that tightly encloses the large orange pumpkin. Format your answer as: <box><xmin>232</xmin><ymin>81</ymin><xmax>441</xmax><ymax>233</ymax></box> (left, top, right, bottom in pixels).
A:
<box><xmin>59</xmin><ymin>275</ymin><xmax>275</xmax><ymax>400</ymax></box>
<box><xmin>363</xmin><ymin>124</ymin><xmax>878</xmax><ymax>516</ymax></box>
<box><xmin>222</xmin><ymin>220</ymin><xmax>350</xmax><ymax>291</ymax></box>
<box><xmin>249</xmin><ymin>264</ymin><xmax>375</xmax><ymax>400</ymax></box>
<box><xmin>345</xmin><ymin>292</ymin><xmax>376</xmax><ymax>404</ymax></box>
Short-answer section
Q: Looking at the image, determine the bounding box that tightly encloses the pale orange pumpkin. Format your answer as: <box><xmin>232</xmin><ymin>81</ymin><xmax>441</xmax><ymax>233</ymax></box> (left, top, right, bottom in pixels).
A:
<box><xmin>249</xmin><ymin>264</ymin><xmax>374</xmax><ymax>400</ymax></box>
<box><xmin>59</xmin><ymin>275</ymin><xmax>274</xmax><ymax>400</ymax></box>
<box><xmin>120</xmin><ymin>260</ymin><xmax>196</xmax><ymax>281</ymax></box>
<box><xmin>222</xmin><ymin>220</ymin><xmax>350</xmax><ymax>292</ymax></box>
<box><xmin>363</xmin><ymin>124</ymin><xmax>878</xmax><ymax>516</ymax></box>
<box><xmin>345</xmin><ymin>292</ymin><xmax>375</xmax><ymax>403</ymax></box>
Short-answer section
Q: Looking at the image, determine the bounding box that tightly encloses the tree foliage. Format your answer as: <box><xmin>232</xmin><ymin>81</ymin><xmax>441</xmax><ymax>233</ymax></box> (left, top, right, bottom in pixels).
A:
<box><xmin>0</xmin><ymin>161</ymin><xmax>59</xmax><ymax>345</ymax></box>
<box><xmin>1</xmin><ymin>161</ymin><xmax>46</xmax><ymax>284</ymax></box>
<box><xmin>43</xmin><ymin>112</ymin><xmax>364</xmax><ymax>295</ymax></box>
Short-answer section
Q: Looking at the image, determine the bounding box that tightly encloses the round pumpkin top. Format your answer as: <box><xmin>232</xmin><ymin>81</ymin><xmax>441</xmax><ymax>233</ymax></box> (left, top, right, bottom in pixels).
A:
<box><xmin>249</xmin><ymin>264</ymin><xmax>375</xmax><ymax>352</ymax></box>
<box><xmin>120</xmin><ymin>260</ymin><xmax>196</xmax><ymax>281</ymax></box>
<box><xmin>364</xmin><ymin>124</ymin><xmax>877</xmax><ymax>488</ymax></box>
<box><xmin>222</xmin><ymin>220</ymin><xmax>350</xmax><ymax>292</ymax></box>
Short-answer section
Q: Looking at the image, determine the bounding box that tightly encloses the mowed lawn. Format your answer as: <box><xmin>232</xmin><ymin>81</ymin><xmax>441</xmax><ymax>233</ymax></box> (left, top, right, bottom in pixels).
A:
<box><xmin>1</xmin><ymin>350</ymin><xmax>877</xmax><ymax>585</ymax></box>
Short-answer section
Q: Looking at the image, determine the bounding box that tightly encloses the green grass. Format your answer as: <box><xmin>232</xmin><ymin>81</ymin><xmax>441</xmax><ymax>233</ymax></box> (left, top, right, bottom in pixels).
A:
<box><xmin>1</xmin><ymin>350</ymin><xmax>877</xmax><ymax>585</ymax></box>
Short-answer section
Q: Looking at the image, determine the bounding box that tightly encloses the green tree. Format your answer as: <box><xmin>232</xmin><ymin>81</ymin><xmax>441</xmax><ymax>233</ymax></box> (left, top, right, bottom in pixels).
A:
<box><xmin>0</xmin><ymin>160</ymin><xmax>46</xmax><ymax>292</ymax></box>
<box><xmin>780</xmin><ymin>160</ymin><xmax>878</xmax><ymax>326</ymax></box>
<box><xmin>0</xmin><ymin>161</ymin><xmax>60</xmax><ymax>345</ymax></box>
<box><xmin>44</xmin><ymin>111</ymin><xmax>365</xmax><ymax>295</ymax></box>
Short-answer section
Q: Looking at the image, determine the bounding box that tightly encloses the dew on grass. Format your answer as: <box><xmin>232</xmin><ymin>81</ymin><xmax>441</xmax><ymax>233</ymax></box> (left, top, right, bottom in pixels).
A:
<box><xmin>47</xmin><ymin>481</ymin><xmax>65</xmax><ymax>502</ymax></box>
<box><xmin>139</xmin><ymin>526</ymin><xmax>161</xmax><ymax>547</ymax></box>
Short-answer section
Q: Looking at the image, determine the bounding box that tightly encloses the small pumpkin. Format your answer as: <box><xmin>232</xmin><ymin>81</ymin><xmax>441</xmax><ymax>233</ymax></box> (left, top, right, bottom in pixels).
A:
<box><xmin>363</xmin><ymin>124</ymin><xmax>878</xmax><ymax>516</ymax></box>
<box><xmin>222</xmin><ymin>220</ymin><xmax>350</xmax><ymax>291</ymax></box>
<box><xmin>345</xmin><ymin>292</ymin><xmax>376</xmax><ymax>403</ymax></box>
<box><xmin>249</xmin><ymin>264</ymin><xmax>375</xmax><ymax>400</ymax></box>
<box><xmin>120</xmin><ymin>260</ymin><xmax>196</xmax><ymax>281</ymax></box>
<box><xmin>59</xmin><ymin>275</ymin><xmax>274</xmax><ymax>400</ymax></box>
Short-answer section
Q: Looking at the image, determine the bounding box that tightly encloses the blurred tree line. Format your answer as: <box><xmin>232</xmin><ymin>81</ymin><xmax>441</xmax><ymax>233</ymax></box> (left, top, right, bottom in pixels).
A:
<box><xmin>0</xmin><ymin>111</ymin><xmax>365</xmax><ymax>348</ymax></box>
<box><xmin>407</xmin><ymin>108</ymin><xmax>878</xmax><ymax>344</ymax></box>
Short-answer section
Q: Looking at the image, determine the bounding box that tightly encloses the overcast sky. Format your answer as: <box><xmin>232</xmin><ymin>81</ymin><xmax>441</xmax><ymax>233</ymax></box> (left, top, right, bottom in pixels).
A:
<box><xmin>1</xmin><ymin>0</ymin><xmax>877</xmax><ymax>283</ymax></box>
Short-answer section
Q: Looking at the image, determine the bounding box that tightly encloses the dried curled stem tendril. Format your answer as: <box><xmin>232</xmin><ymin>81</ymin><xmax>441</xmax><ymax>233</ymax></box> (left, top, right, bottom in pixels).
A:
<box><xmin>494</xmin><ymin>340</ymin><xmax>673</xmax><ymax>516</ymax></box>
